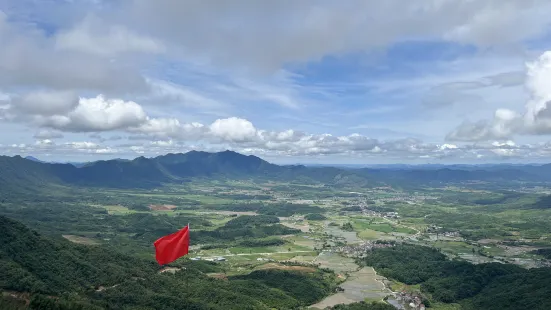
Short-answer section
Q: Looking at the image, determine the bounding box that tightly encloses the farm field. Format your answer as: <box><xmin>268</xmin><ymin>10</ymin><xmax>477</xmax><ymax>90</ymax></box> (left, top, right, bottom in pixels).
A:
<box><xmin>311</xmin><ymin>267</ymin><xmax>390</xmax><ymax>309</ymax></box>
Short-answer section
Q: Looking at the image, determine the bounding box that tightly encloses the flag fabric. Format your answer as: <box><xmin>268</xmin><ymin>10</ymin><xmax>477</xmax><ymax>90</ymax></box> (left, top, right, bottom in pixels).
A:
<box><xmin>154</xmin><ymin>225</ymin><xmax>190</xmax><ymax>265</ymax></box>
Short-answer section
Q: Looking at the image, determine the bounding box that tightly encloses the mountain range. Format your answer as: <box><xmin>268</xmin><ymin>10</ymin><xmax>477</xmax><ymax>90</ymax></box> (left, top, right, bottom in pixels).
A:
<box><xmin>2</xmin><ymin>150</ymin><xmax>551</xmax><ymax>192</ymax></box>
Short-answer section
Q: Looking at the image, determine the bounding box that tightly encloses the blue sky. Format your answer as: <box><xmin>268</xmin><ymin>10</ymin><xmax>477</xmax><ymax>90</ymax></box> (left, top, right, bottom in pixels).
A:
<box><xmin>1</xmin><ymin>0</ymin><xmax>551</xmax><ymax>163</ymax></box>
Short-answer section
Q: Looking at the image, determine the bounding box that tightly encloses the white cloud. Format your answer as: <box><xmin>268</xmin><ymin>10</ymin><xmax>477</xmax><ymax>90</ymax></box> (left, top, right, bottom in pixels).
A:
<box><xmin>136</xmin><ymin>118</ymin><xmax>182</xmax><ymax>135</ymax></box>
<box><xmin>10</xmin><ymin>91</ymin><xmax>79</xmax><ymax>116</ymax></box>
<box><xmin>106</xmin><ymin>136</ymin><xmax>551</xmax><ymax>161</ymax></box>
<box><xmin>0</xmin><ymin>12</ymin><xmax>148</xmax><ymax>93</ymax></box>
<box><xmin>2</xmin><ymin>87</ymin><xmax>548</xmax><ymax>161</ymax></box>
<box><xmin>63</xmin><ymin>95</ymin><xmax>148</xmax><ymax>131</ymax></box>
<box><xmin>130</xmin><ymin>145</ymin><xmax>145</xmax><ymax>153</ymax></box>
<box><xmin>133</xmin><ymin>118</ymin><xmax>207</xmax><ymax>140</ymax></box>
<box><xmin>439</xmin><ymin>144</ymin><xmax>458</xmax><ymax>150</ymax></box>
<box><xmin>371</xmin><ymin>146</ymin><xmax>383</xmax><ymax>153</ymax></box>
<box><xmin>95</xmin><ymin>147</ymin><xmax>117</xmax><ymax>154</ymax></box>
<box><xmin>56</xmin><ymin>15</ymin><xmax>164</xmax><ymax>57</ymax></box>
<box><xmin>9</xmin><ymin>124</ymin><xmax>551</xmax><ymax>162</ymax></box>
<box><xmin>448</xmin><ymin>50</ymin><xmax>551</xmax><ymax>141</ymax></box>
<box><xmin>209</xmin><ymin>117</ymin><xmax>257</xmax><ymax>142</ymax></box>
<box><xmin>151</xmin><ymin>140</ymin><xmax>173</xmax><ymax>147</ymax></box>
<box><xmin>489</xmin><ymin>140</ymin><xmax>519</xmax><ymax>157</ymax></box>
<box><xmin>5</xmin><ymin>93</ymin><xmax>154</xmax><ymax>132</ymax></box>
<box><xmin>127</xmin><ymin>0</ymin><xmax>551</xmax><ymax>71</ymax></box>
<box><xmin>65</xmin><ymin>141</ymin><xmax>98</xmax><ymax>149</ymax></box>
<box><xmin>35</xmin><ymin>139</ymin><xmax>54</xmax><ymax>146</ymax></box>
<box><xmin>16</xmin><ymin>95</ymin><xmax>147</xmax><ymax>132</ymax></box>
<box><xmin>36</xmin><ymin>141</ymin><xmax>120</xmax><ymax>155</ymax></box>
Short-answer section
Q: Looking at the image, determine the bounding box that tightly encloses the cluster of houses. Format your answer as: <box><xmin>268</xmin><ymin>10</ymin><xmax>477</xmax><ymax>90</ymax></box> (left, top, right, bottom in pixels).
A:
<box><xmin>395</xmin><ymin>291</ymin><xmax>426</xmax><ymax>310</ymax></box>
<box><xmin>426</xmin><ymin>225</ymin><xmax>462</xmax><ymax>239</ymax></box>
<box><xmin>441</xmin><ymin>231</ymin><xmax>461</xmax><ymax>238</ymax></box>
<box><xmin>426</xmin><ymin>224</ymin><xmax>443</xmax><ymax>232</ymax></box>
<box><xmin>383</xmin><ymin>211</ymin><xmax>400</xmax><ymax>219</ymax></box>
<box><xmin>334</xmin><ymin>241</ymin><xmax>394</xmax><ymax>258</ymax></box>
<box><xmin>191</xmin><ymin>256</ymin><xmax>226</xmax><ymax>262</ymax></box>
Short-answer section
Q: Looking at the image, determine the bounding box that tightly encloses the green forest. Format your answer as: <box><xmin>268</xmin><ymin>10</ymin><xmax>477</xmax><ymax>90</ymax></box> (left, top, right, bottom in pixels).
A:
<box><xmin>0</xmin><ymin>215</ymin><xmax>337</xmax><ymax>310</ymax></box>
<box><xmin>361</xmin><ymin>244</ymin><xmax>551</xmax><ymax>310</ymax></box>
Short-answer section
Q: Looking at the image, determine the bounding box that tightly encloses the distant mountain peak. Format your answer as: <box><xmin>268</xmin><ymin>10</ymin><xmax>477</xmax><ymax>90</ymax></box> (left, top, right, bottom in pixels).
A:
<box><xmin>25</xmin><ymin>156</ymin><xmax>44</xmax><ymax>162</ymax></box>
<box><xmin>184</xmin><ymin>150</ymin><xmax>208</xmax><ymax>155</ymax></box>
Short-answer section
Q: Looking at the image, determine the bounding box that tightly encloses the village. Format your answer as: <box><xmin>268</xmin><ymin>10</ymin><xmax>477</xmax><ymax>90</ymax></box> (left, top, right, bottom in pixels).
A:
<box><xmin>333</xmin><ymin>241</ymin><xmax>394</xmax><ymax>258</ymax></box>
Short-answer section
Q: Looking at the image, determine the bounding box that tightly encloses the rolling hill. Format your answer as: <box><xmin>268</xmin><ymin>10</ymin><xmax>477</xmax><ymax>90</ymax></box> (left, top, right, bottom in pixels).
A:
<box><xmin>1</xmin><ymin>150</ymin><xmax>551</xmax><ymax>192</ymax></box>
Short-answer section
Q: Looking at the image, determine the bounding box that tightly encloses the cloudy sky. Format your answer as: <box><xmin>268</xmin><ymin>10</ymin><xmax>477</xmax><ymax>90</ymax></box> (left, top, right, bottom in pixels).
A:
<box><xmin>1</xmin><ymin>0</ymin><xmax>551</xmax><ymax>164</ymax></box>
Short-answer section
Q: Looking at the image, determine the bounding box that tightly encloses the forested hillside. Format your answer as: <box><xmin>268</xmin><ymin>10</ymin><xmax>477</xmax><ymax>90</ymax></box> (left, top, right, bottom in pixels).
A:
<box><xmin>0</xmin><ymin>216</ymin><xmax>337</xmax><ymax>310</ymax></box>
<box><xmin>361</xmin><ymin>244</ymin><xmax>551</xmax><ymax>310</ymax></box>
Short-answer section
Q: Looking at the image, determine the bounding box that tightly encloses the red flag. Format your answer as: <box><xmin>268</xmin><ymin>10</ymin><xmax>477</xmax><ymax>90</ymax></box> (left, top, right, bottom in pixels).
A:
<box><xmin>154</xmin><ymin>225</ymin><xmax>190</xmax><ymax>265</ymax></box>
